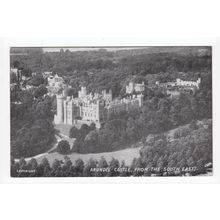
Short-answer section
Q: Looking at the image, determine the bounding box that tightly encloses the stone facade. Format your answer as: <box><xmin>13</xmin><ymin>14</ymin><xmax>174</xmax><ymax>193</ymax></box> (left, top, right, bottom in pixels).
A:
<box><xmin>156</xmin><ymin>78</ymin><xmax>201</xmax><ymax>89</ymax></box>
<box><xmin>126</xmin><ymin>81</ymin><xmax>145</xmax><ymax>94</ymax></box>
<box><xmin>47</xmin><ymin>74</ymin><xmax>65</xmax><ymax>96</ymax></box>
<box><xmin>155</xmin><ymin>78</ymin><xmax>201</xmax><ymax>97</ymax></box>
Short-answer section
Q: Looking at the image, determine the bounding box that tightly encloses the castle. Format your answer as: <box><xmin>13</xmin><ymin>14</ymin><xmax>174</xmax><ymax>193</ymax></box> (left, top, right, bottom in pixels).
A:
<box><xmin>54</xmin><ymin>86</ymin><xmax>144</xmax><ymax>128</ymax></box>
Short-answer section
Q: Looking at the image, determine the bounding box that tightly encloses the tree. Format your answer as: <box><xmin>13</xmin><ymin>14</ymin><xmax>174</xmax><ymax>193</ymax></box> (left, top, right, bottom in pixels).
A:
<box><xmin>27</xmin><ymin>74</ymin><xmax>45</xmax><ymax>86</ymax></box>
<box><xmin>196</xmin><ymin>158</ymin><xmax>205</xmax><ymax>173</ymax></box>
<box><xmin>52</xmin><ymin>159</ymin><xmax>61</xmax><ymax>171</ymax></box>
<box><xmin>22</xmin><ymin>67</ymin><xmax>32</xmax><ymax>78</ymax></box>
<box><xmin>89</xmin><ymin>122</ymin><xmax>96</xmax><ymax>131</ymax></box>
<box><xmin>189</xmin><ymin>120</ymin><xmax>198</xmax><ymax>130</ymax></box>
<box><xmin>83</xmin><ymin>158</ymin><xmax>98</xmax><ymax>177</ymax></box>
<box><xmin>132</xmin><ymin>158</ymin><xmax>144</xmax><ymax>176</ymax></box>
<box><xmin>11</xmin><ymin>118</ymin><xmax>56</xmax><ymax>158</ymax></box>
<box><xmin>119</xmin><ymin>160</ymin><xmax>131</xmax><ymax>177</ymax></box>
<box><xmin>33</xmin><ymin>85</ymin><xmax>48</xmax><ymax>98</ymax></box>
<box><xmin>40</xmin><ymin>157</ymin><xmax>50</xmax><ymax>167</ymax></box>
<box><xmin>33</xmin><ymin>97</ymin><xmax>54</xmax><ymax>120</ymax></box>
<box><xmin>11</xmin><ymin>160</ymin><xmax>19</xmax><ymax>177</ymax></box>
<box><xmin>84</xmin><ymin>130</ymin><xmax>99</xmax><ymax>152</ymax></box>
<box><xmin>69</xmin><ymin>126</ymin><xmax>79</xmax><ymax>138</ymax></box>
<box><xmin>72</xmin><ymin>138</ymin><xmax>82</xmax><ymax>153</ymax></box>
<box><xmin>18</xmin><ymin>157</ymin><xmax>26</xmax><ymax>169</ymax></box>
<box><xmin>27</xmin><ymin>158</ymin><xmax>38</xmax><ymax>170</ymax></box>
<box><xmin>75</xmin><ymin>159</ymin><xmax>84</xmax><ymax>176</ymax></box>
<box><xmin>13</xmin><ymin>60</ymin><xmax>20</xmax><ymax>68</ymax></box>
<box><xmin>178</xmin><ymin>158</ymin><xmax>187</xmax><ymax>169</ymax></box>
<box><xmin>96</xmin><ymin>156</ymin><xmax>109</xmax><ymax>177</ymax></box>
<box><xmin>62</xmin><ymin>156</ymin><xmax>73</xmax><ymax>176</ymax></box>
<box><xmin>57</xmin><ymin>140</ymin><xmax>70</xmax><ymax>154</ymax></box>
<box><xmin>108</xmin><ymin>158</ymin><xmax>120</xmax><ymax>177</ymax></box>
<box><xmin>78</xmin><ymin>124</ymin><xmax>90</xmax><ymax>140</ymax></box>
<box><xmin>187</xmin><ymin>156</ymin><xmax>196</xmax><ymax>167</ymax></box>
<box><xmin>174</xmin><ymin>126</ymin><xmax>191</xmax><ymax>139</ymax></box>
<box><xmin>35</xmin><ymin>157</ymin><xmax>50</xmax><ymax>177</ymax></box>
<box><xmin>170</xmin><ymin>100</ymin><xmax>181</xmax><ymax>127</ymax></box>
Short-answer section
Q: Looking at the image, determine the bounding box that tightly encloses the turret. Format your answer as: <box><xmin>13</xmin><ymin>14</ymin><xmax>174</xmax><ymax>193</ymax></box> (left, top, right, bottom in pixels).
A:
<box><xmin>78</xmin><ymin>86</ymin><xmax>87</xmax><ymax>98</ymax></box>
<box><xmin>137</xmin><ymin>94</ymin><xmax>144</xmax><ymax>107</ymax></box>
<box><xmin>109</xmin><ymin>89</ymin><xmax>113</xmax><ymax>101</ymax></box>
<box><xmin>176</xmin><ymin>78</ymin><xmax>181</xmax><ymax>86</ymax></box>
<box><xmin>102</xmin><ymin>89</ymin><xmax>107</xmax><ymax>96</ymax></box>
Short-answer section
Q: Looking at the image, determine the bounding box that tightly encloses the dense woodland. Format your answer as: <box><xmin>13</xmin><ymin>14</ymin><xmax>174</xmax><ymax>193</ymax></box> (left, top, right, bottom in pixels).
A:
<box><xmin>10</xmin><ymin>47</ymin><xmax>211</xmax><ymax>97</ymax></box>
<box><xmin>10</xmin><ymin>47</ymin><xmax>212</xmax><ymax>176</ymax></box>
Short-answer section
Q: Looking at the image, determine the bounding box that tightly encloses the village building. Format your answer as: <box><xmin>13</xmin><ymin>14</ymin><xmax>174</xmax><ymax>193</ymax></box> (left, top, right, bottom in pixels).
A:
<box><xmin>10</xmin><ymin>68</ymin><xmax>22</xmax><ymax>82</ymax></box>
<box><xmin>155</xmin><ymin>78</ymin><xmax>201</xmax><ymax>97</ymax></box>
<box><xmin>47</xmin><ymin>74</ymin><xmax>65</xmax><ymax>96</ymax></box>
<box><xmin>126</xmin><ymin>81</ymin><xmax>145</xmax><ymax>94</ymax></box>
<box><xmin>42</xmin><ymin>71</ymin><xmax>53</xmax><ymax>79</ymax></box>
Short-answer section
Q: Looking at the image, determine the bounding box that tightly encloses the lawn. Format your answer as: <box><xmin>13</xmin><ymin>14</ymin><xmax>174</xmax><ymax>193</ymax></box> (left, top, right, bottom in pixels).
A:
<box><xmin>36</xmin><ymin>147</ymin><xmax>141</xmax><ymax>166</ymax></box>
<box><xmin>55</xmin><ymin>123</ymin><xmax>73</xmax><ymax>137</ymax></box>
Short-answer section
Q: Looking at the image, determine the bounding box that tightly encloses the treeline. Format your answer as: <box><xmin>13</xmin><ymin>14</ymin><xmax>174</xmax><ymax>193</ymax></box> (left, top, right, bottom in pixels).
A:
<box><xmin>10</xmin><ymin>47</ymin><xmax>211</xmax><ymax>74</ymax></box>
<box><xmin>11</xmin><ymin>119</ymin><xmax>212</xmax><ymax>177</ymax></box>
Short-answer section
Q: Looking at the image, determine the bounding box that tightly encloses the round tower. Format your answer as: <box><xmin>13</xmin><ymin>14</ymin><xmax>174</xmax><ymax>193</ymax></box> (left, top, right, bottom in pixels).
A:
<box><xmin>79</xmin><ymin>86</ymin><xmax>87</xmax><ymax>98</ymax></box>
<box><xmin>54</xmin><ymin>94</ymin><xmax>64</xmax><ymax>124</ymax></box>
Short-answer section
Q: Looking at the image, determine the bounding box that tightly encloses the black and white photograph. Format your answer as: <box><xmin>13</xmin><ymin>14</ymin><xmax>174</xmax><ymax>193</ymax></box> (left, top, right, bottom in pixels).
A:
<box><xmin>9</xmin><ymin>46</ymin><xmax>212</xmax><ymax>178</ymax></box>
<box><xmin>1</xmin><ymin>1</ymin><xmax>220</xmax><ymax>220</ymax></box>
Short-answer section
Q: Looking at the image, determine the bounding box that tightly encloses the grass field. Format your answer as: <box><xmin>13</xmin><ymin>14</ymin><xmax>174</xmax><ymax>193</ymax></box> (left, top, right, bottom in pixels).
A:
<box><xmin>36</xmin><ymin>147</ymin><xmax>141</xmax><ymax>166</ymax></box>
<box><xmin>55</xmin><ymin>124</ymin><xmax>73</xmax><ymax>137</ymax></box>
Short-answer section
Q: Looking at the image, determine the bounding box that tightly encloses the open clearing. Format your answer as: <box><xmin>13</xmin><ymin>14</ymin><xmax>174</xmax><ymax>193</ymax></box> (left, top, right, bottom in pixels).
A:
<box><xmin>36</xmin><ymin>147</ymin><xmax>141</xmax><ymax>166</ymax></box>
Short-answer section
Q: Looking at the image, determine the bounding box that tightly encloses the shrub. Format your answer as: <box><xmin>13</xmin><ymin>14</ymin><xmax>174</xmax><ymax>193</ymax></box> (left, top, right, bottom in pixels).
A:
<box><xmin>174</xmin><ymin>126</ymin><xmax>191</xmax><ymax>139</ymax></box>
<box><xmin>57</xmin><ymin>140</ymin><xmax>70</xmax><ymax>154</ymax></box>
<box><xmin>69</xmin><ymin>126</ymin><xmax>78</xmax><ymax>138</ymax></box>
